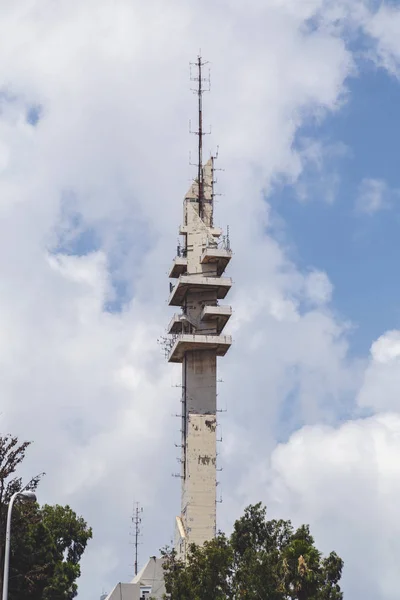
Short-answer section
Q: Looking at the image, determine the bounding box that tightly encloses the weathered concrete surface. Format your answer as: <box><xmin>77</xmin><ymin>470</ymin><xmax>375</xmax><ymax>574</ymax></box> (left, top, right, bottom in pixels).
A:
<box><xmin>169</xmin><ymin>159</ymin><xmax>232</xmax><ymax>560</ymax></box>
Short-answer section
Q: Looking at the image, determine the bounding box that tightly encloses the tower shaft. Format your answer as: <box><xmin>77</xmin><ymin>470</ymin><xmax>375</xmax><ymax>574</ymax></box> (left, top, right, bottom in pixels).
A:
<box><xmin>167</xmin><ymin>158</ymin><xmax>232</xmax><ymax>559</ymax></box>
<box><xmin>166</xmin><ymin>56</ymin><xmax>232</xmax><ymax>560</ymax></box>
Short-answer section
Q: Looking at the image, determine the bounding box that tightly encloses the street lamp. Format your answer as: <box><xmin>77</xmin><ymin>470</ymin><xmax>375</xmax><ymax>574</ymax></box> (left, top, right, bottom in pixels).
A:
<box><xmin>2</xmin><ymin>490</ymin><xmax>37</xmax><ymax>600</ymax></box>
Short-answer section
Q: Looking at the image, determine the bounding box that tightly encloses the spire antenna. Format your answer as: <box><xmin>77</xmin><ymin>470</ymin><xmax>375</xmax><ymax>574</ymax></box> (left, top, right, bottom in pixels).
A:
<box><xmin>190</xmin><ymin>55</ymin><xmax>210</xmax><ymax>219</ymax></box>
<box><xmin>130</xmin><ymin>502</ymin><xmax>143</xmax><ymax>576</ymax></box>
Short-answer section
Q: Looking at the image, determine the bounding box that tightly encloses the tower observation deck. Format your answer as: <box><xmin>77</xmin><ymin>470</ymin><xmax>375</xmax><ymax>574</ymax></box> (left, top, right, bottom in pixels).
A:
<box><xmin>167</xmin><ymin>57</ymin><xmax>232</xmax><ymax>560</ymax></box>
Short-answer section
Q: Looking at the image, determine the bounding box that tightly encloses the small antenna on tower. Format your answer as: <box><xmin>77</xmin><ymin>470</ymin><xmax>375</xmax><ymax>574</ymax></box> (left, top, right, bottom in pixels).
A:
<box><xmin>130</xmin><ymin>502</ymin><xmax>143</xmax><ymax>576</ymax></box>
<box><xmin>190</xmin><ymin>54</ymin><xmax>210</xmax><ymax>219</ymax></box>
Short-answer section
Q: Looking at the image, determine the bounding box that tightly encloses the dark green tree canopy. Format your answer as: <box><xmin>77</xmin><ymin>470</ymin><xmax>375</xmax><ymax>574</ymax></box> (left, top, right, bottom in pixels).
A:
<box><xmin>0</xmin><ymin>433</ymin><xmax>92</xmax><ymax>599</ymax></box>
<box><xmin>162</xmin><ymin>503</ymin><xmax>343</xmax><ymax>600</ymax></box>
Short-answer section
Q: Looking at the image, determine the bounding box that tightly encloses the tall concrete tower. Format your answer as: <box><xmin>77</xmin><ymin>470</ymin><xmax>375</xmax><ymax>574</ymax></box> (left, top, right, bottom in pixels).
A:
<box><xmin>166</xmin><ymin>57</ymin><xmax>232</xmax><ymax>559</ymax></box>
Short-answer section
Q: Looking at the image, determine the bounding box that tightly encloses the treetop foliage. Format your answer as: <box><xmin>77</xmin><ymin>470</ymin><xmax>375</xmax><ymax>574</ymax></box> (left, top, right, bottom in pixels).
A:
<box><xmin>162</xmin><ymin>503</ymin><xmax>343</xmax><ymax>600</ymax></box>
<box><xmin>0</xmin><ymin>433</ymin><xmax>92</xmax><ymax>599</ymax></box>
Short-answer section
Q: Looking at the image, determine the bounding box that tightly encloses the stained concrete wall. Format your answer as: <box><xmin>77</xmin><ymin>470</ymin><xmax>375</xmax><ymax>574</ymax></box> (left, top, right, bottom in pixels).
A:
<box><xmin>184</xmin><ymin>350</ymin><xmax>216</xmax><ymax>414</ymax></box>
<box><xmin>181</xmin><ymin>413</ymin><xmax>217</xmax><ymax>548</ymax></box>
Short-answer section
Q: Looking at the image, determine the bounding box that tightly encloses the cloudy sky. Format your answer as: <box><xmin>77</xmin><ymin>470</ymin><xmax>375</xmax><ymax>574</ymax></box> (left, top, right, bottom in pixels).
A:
<box><xmin>1</xmin><ymin>0</ymin><xmax>400</xmax><ymax>598</ymax></box>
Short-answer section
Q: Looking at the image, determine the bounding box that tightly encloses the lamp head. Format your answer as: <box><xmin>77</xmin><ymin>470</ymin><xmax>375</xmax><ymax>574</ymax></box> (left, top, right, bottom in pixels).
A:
<box><xmin>18</xmin><ymin>491</ymin><xmax>37</xmax><ymax>503</ymax></box>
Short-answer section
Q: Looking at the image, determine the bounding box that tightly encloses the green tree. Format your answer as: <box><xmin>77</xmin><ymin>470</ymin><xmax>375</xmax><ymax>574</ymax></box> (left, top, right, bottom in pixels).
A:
<box><xmin>0</xmin><ymin>433</ymin><xmax>92</xmax><ymax>599</ymax></box>
<box><xmin>162</xmin><ymin>503</ymin><xmax>343</xmax><ymax>600</ymax></box>
<box><xmin>163</xmin><ymin>535</ymin><xmax>233</xmax><ymax>600</ymax></box>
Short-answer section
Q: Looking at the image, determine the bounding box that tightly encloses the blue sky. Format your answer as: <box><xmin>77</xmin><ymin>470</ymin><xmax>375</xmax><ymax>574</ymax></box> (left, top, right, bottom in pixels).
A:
<box><xmin>271</xmin><ymin>62</ymin><xmax>400</xmax><ymax>358</ymax></box>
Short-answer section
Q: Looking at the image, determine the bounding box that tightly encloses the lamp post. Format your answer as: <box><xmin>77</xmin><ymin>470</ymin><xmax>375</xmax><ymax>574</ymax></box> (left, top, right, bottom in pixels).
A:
<box><xmin>2</xmin><ymin>490</ymin><xmax>37</xmax><ymax>600</ymax></box>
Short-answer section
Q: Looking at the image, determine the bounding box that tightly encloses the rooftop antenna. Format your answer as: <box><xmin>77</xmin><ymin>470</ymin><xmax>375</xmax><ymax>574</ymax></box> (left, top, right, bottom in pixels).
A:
<box><xmin>130</xmin><ymin>502</ymin><xmax>143</xmax><ymax>576</ymax></box>
<box><xmin>190</xmin><ymin>54</ymin><xmax>210</xmax><ymax>219</ymax></box>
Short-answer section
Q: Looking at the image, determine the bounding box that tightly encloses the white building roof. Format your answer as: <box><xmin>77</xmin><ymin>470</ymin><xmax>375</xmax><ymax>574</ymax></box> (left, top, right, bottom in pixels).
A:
<box><xmin>104</xmin><ymin>557</ymin><xmax>166</xmax><ymax>600</ymax></box>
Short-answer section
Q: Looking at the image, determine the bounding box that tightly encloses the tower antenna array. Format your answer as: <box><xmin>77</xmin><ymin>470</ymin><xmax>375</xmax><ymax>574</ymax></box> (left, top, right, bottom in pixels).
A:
<box><xmin>131</xmin><ymin>503</ymin><xmax>143</xmax><ymax>576</ymax></box>
<box><xmin>190</xmin><ymin>54</ymin><xmax>210</xmax><ymax>219</ymax></box>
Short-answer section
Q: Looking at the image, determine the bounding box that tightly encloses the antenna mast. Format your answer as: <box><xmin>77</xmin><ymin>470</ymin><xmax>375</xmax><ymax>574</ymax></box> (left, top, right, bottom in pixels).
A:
<box><xmin>198</xmin><ymin>55</ymin><xmax>204</xmax><ymax>212</ymax></box>
<box><xmin>131</xmin><ymin>503</ymin><xmax>143</xmax><ymax>576</ymax></box>
<box><xmin>190</xmin><ymin>55</ymin><xmax>210</xmax><ymax>219</ymax></box>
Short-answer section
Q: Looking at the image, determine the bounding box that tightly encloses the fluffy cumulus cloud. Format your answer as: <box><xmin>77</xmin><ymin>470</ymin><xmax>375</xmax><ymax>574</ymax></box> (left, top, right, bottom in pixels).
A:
<box><xmin>364</xmin><ymin>2</ymin><xmax>400</xmax><ymax>77</ymax></box>
<box><xmin>357</xmin><ymin>330</ymin><xmax>400</xmax><ymax>412</ymax></box>
<box><xmin>0</xmin><ymin>0</ymin><xmax>399</xmax><ymax>598</ymax></box>
<box><xmin>265</xmin><ymin>413</ymin><xmax>400</xmax><ymax>600</ymax></box>
<box><xmin>243</xmin><ymin>322</ymin><xmax>400</xmax><ymax>600</ymax></box>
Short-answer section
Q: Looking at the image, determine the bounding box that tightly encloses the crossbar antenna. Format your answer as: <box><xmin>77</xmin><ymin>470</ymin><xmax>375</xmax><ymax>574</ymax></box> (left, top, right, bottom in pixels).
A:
<box><xmin>130</xmin><ymin>502</ymin><xmax>143</xmax><ymax>576</ymax></box>
<box><xmin>190</xmin><ymin>55</ymin><xmax>210</xmax><ymax>219</ymax></box>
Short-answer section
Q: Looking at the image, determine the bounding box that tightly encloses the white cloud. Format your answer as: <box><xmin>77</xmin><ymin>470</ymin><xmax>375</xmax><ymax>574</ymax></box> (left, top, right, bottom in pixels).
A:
<box><xmin>290</xmin><ymin>138</ymin><xmax>349</xmax><ymax>204</ymax></box>
<box><xmin>237</xmin><ymin>323</ymin><xmax>400</xmax><ymax>600</ymax></box>
<box><xmin>357</xmin><ymin>330</ymin><xmax>400</xmax><ymax>413</ymax></box>
<box><xmin>304</xmin><ymin>270</ymin><xmax>334</xmax><ymax>305</ymax></box>
<box><xmin>261</xmin><ymin>413</ymin><xmax>400</xmax><ymax>600</ymax></box>
<box><xmin>356</xmin><ymin>177</ymin><xmax>392</xmax><ymax>214</ymax></box>
<box><xmin>364</xmin><ymin>4</ymin><xmax>400</xmax><ymax>77</ymax></box>
<box><xmin>0</xmin><ymin>1</ymin><xmax>397</xmax><ymax>599</ymax></box>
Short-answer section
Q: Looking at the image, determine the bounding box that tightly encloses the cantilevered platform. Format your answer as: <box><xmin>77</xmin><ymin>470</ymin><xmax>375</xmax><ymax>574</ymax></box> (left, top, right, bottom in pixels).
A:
<box><xmin>168</xmin><ymin>334</ymin><xmax>232</xmax><ymax>363</ymax></box>
<box><xmin>169</xmin><ymin>275</ymin><xmax>232</xmax><ymax>307</ymax></box>
<box><xmin>168</xmin><ymin>313</ymin><xmax>193</xmax><ymax>334</ymax></box>
<box><xmin>200</xmin><ymin>305</ymin><xmax>232</xmax><ymax>334</ymax></box>
<box><xmin>201</xmin><ymin>248</ymin><xmax>232</xmax><ymax>276</ymax></box>
<box><xmin>169</xmin><ymin>257</ymin><xmax>188</xmax><ymax>278</ymax></box>
<box><xmin>168</xmin><ymin>305</ymin><xmax>232</xmax><ymax>335</ymax></box>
